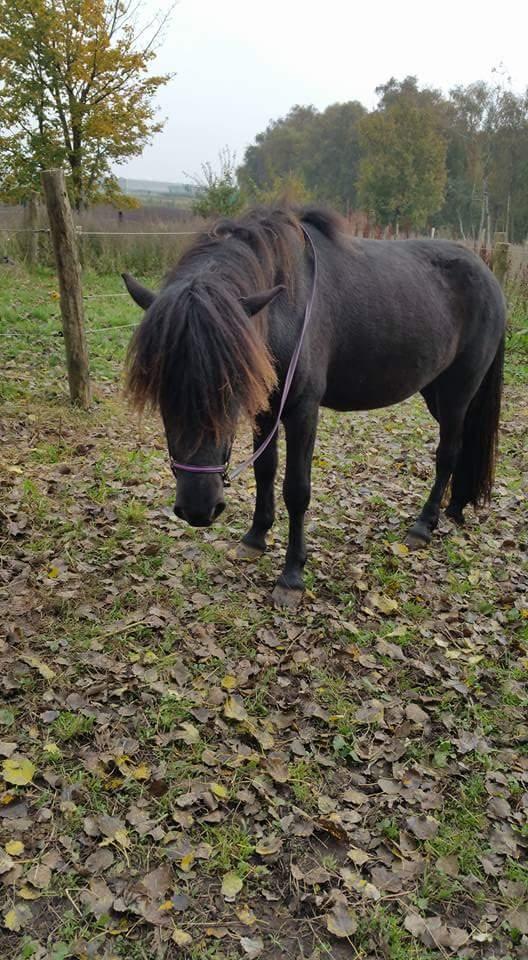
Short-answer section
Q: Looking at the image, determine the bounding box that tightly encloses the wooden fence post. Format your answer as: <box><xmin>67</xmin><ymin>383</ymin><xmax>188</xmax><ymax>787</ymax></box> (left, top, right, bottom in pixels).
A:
<box><xmin>26</xmin><ymin>191</ymin><xmax>40</xmax><ymax>267</ymax></box>
<box><xmin>492</xmin><ymin>231</ymin><xmax>510</xmax><ymax>289</ymax></box>
<box><xmin>40</xmin><ymin>169</ymin><xmax>91</xmax><ymax>409</ymax></box>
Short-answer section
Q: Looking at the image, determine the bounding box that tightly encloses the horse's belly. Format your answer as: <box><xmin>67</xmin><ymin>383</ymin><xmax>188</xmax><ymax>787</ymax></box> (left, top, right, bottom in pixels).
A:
<box><xmin>321</xmin><ymin>351</ymin><xmax>448</xmax><ymax>411</ymax></box>
<box><xmin>322</xmin><ymin>379</ymin><xmax>417</xmax><ymax>411</ymax></box>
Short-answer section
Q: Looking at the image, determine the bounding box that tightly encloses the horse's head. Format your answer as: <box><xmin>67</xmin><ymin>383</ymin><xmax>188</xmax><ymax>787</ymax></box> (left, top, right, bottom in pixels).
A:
<box><xmin>123</xmin><ymin>272</ymin><xmax>283</xmax><ymax>527</ymax></box>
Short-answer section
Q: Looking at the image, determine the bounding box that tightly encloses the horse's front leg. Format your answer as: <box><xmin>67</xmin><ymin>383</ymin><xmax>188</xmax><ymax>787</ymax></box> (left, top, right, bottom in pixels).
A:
<box><xmin>272</xmin><ymin>405</ymin><xmax>318</xmax><ymax>608</ymax></box>
<box><xmin>239</xmin><ymin>418</ymin><xmax>278</xmax><ymax>557</ymax></box>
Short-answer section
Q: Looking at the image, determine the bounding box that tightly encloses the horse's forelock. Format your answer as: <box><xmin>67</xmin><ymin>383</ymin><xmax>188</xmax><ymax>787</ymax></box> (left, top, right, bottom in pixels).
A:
<box><xmin>126</xmin><ymin>206</ymin><xmax>337</xmax><ymax>450</ymax></box>
<box><xmin>126</xmin><ymin>276</ymin><xmax>277</xmax><ymax>454</ymax></box>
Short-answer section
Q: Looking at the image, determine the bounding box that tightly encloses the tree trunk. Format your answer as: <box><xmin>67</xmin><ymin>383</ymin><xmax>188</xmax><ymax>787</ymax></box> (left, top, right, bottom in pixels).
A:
<box><xmin>25</xmin><ymin>191</ymin><xmax>40</xmax><ymax>267</ymax></box>
<box><xmin>505</xmin><ymin>193</ymin><xmax>511</xmax><ymax>242</ymax></box>
<box><xmin>477</xmin><ymin>179</ymin><xmax>487</xmax><ymax>249</ymax></box>
<box><xmin>70</xmin><ymin>126</ymin><xmax>84</xmax><ymax>211</ymax></box>
<box><xmin>492</xmin><ymin>232</ymin><xmax>509</xmax><ymax>289</ymax></box>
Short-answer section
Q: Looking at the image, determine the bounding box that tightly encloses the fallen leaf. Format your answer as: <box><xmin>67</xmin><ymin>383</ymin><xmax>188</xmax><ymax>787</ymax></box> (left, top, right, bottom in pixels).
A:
<box><xmin>404</xmin><ymin>913</ymin><xmax>467</xmax><ymax>950</ymax></box>
<box><xmin>223</xmin><ymin>696</ymin><xmax>248</xmax><ymax>722</ymax></box>
<box><xmin>2</xmin><ymin>756</ymin><xmax>36</xmax><ymax>786</ymax></box>
<box><xmin>26</xmin><ymin>863</ymin><xmax>52</xmax><ymax>889</ymax></box>
<box><xmin>255</xmin><ymin>835</ymin><xmax>283</xmax><ymax>856</ymax></box>
<box><xmin>236</xmin><ymin>904</ymin><xmax>257</xmax><ymax>926</ymax></box>
<box><xmin>302</xmin><ymin>865</ymin><xmax>331</xmax><ymax>886</ymax></box>
<box><xmin>18</xmin><ymin>886</ymin><xmax>41</xmax><ymax>901</ymax></box>
<box><xmin>5</xmin><ymin>840</ymin><xmax>24</xmax><ymax>856</ymax></box>
<box><xmin>326</xmin><ymin>903</ymin><xmax>358</xmax><ymax>938</ymax></box>
<box><xmin>240</xmin><ymin>935</ymin><xmax>264</xmax><ymax>957</ymax></box>
<box><xmin>172</xmin><ymin>927</ymin><xmax>193</xmax><ymax>946</ymax></box>
<box><xmin>265</xmin><ymin>757</ymin><xmax>289</xmax><ymax>783</ymax></box>
<box><xmin>340</xmin><ymin>868</ymin><xmax>380</xmax><ymax>901</ymax></box>
<box><xmin>139</xmin><ymin>864</ymin><xmax>172</xmax><ymax>901</ymax></box>
<box><xmin>22</xmin><ymin>656</ymin><xmax>56</xmax><ymax>681</ymax></box>
<box><xmin>97</xmin><ymin>814</ymin><xmax>126</xmax><ymax>838</ymax></box>
<box><xmin>390</xmin><ymin>542</ymin><xmax>409</xmax><ymax>557</ymax></box>
<box><xmin>79</xmin><ymin>878</ymin><xmax>114</xmax><ymax>918</ymax></box>
<box><xmin>180</xmin><ymin>851</ymin><xmax>195</xmax><ymax>872</ymax></box>
<box><xmin>371</xmin><ymin>593</ymin><xmax>399</xmax><ymax>614</ymax></box>
<box><xmin>210</xmin><ymin>782</ymin><xmax>229</xmax><ymax>799</ymax></box>
<box><xmin>355</xmin><ymin>700</ymin><xmax>385</xmax><ymax>724</ymax></box>
<box><xmin>406</xmin><ymin>815</ymin><xmax>439</xmax><ymax>840</ymax></box>
<box><xmin>221</xmin><ymin>871</ymin><xmax>243</xmax><ymax>900</ymax></box>
<box><xmin>347</xmin><ymin>846</ymin><xmax>370</xmax><ymax>866</ymax></box>
<box><xmin>175</xmin><ymin>722</ymin><xmax>200</xmax><ymax>745</ymax></box>
<box><xmin>130</xmin><ymin>763</ymin><xmax>151</xmax><ymax>781</ymax></box>
<box><xmin>370</xmin><ymin>866</ymin><xmax>404</xmax><ymax>892</ymax></box>
<box><xmin>342</xmin><ymin>787</ymin><xmax>368</xmax><ymax>805</ymax></box>
<box><xmin>0</xmin><ymin>852</ymin><xmax>14</xmax><ymax>875</ymax></box>
<box><xmin>506</xmin><ymin>906</ymin><xmax>528</xmax><ymax>935</ymax></box>
<box><xmin>3</xmin><ymin>903</ymin><xmax>32</xmax><ymax>932</ymax></box>
<box><xmin>85</xmin><ymin>848</ymin><xmax>115</xmax><ymax>873</ymax></box>
<box><xmin>405</xmin><ymin>703</ymin><xmax>429</xmax><ymax>724</ymax></box>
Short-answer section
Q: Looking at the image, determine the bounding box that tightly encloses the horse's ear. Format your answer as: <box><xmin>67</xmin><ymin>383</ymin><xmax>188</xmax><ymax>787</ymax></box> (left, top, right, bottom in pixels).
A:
<box><xmin>122</xmin><ymin>272</ymin><xmax>156</xmax><ymax>310</ymax></box>
<box><xmin>240</xmin><ymin>284</ymin><xmax>285</xmax><ymax>317</ymax></box>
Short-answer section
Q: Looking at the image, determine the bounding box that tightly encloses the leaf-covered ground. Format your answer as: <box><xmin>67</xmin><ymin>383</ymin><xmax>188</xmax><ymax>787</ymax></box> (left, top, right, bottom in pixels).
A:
<box><xmin>1</xmin><ymin>266</ymin><xmax>527</xmax><ymax>960</ymax></box>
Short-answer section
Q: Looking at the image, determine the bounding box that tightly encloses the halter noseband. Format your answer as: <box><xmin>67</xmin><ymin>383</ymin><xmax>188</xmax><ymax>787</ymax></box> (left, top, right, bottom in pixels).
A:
<box><xmin>168</xmin><ymin>224</ymin><xmax>318</xmax><ymax>488</ymax></box>
<box><xmin>170</xmin><ymin>457</ymin><xmax>231</xmax><ymax>487</ymax></box>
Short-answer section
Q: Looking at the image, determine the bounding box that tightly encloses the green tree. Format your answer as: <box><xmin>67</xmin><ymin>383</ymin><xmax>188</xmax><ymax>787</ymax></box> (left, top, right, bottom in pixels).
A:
<box><xmin>447</xmin><ymin>78</ymin><xmax>528</xmax><ymax>242</ymax></box>
<box><xmin>238</xmin><ymin>102</ymin><xmax>365</xmax><ymax>213</ymax></box>
<box><xmin>303</xmin><ymin>101</ymin><xmax>365</xmax><ymax>210</ymax></box>
<box><xmin>0</xmin><ymin>0</ymin><xmax>173</xmax><ymax>208</ymax></box>
<box><xmin>246</xmin><ymin>171</ymin><xmax>313</xmax><ymax>207</ymax></box>
<box><xmin>239</xmin><ymin>105</ymin><xmax>318</xmax><ymax>194</ymax></box>
<box><xmin>358</xmin><ymin>98</ymin><xmax>447</xmax><ymax>231</ymax></box>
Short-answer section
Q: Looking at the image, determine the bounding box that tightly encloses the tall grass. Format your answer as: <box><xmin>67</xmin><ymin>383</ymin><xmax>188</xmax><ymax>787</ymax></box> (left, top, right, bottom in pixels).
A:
<box><xmin>2</xmin><ymin>199</ymin><xmax>528</xmax><ymax>279</ymax></box>
<box><xmin>506</xmin><ymin>265</ymin><xmax>528</xmax><ymax>366</ymax></box>
<box><xmin>0</xmin><ymin>202</ymin><xmax>205</xmax><ymax>275</ymax></box>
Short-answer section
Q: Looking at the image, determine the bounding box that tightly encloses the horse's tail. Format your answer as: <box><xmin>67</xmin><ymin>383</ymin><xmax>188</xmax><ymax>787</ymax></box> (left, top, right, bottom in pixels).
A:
<box><xmin>454</xmin><ymin>334</ymin><xmax>505</xmax><ymax>507</ymax></box>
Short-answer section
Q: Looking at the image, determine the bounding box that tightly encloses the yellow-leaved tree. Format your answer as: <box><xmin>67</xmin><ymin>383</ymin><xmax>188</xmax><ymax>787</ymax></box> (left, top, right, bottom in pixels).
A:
<box><xmin>0</xmin><ymin>0</ymin><xmax>174</xmax><ymax>207</ymax></box>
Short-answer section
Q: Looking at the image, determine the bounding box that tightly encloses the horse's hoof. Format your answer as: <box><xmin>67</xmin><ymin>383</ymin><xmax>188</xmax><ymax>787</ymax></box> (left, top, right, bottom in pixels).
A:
<box><xmin>271</xmin><ymin>584</ymin><xmax>304</xmax><ymax>610</ymax></box>
<box><xmin>405</xmin><ymin>526</ymin><xmax>431</xmax><ymax>550</ymax></box>
<box><xmin>235</xmin><ymin>542</ymin><xmax>265</xmax><ymax>561</ymax></box>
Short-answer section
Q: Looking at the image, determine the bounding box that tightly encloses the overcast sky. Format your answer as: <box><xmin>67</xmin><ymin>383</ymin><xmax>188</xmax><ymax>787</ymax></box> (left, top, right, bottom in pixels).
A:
<box><xmin>118</xmin><ymin>0</ymin><xmax>528</xmax><ymax>184</ymax></box>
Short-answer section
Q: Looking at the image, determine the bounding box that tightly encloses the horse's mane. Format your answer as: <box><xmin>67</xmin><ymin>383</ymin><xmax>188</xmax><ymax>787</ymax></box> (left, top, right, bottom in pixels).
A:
<box><xmin>125</xmin><ymin>206</ymin><xmax>343</xmax><ymax>453</ymax></box>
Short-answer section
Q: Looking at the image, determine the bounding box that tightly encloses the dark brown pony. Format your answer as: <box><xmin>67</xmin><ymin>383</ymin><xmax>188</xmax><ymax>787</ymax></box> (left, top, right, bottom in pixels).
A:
<box><xmin>124</xmin><ymin>207</ymin><xmax>506</xmax><ymax>605</ymax></box>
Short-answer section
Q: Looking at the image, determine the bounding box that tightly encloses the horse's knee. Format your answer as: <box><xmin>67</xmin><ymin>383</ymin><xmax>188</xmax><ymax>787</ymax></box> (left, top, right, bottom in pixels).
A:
<box><xmin>283</xmin><ymin>481</ymin><xmax>310</xmax><ymax>516</ymax></box>
<box><xmin>436</xmin><ymin>437</ymin><xmax>462</xmax><ymax>474</ymax></box>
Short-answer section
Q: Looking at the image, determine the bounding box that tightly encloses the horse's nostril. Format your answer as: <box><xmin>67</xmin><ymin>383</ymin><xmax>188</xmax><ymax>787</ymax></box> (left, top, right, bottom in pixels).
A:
<box><xmin>214</xmin><ymin>502</ymin><xmax>226</xmax><ymax>519</ymax></box>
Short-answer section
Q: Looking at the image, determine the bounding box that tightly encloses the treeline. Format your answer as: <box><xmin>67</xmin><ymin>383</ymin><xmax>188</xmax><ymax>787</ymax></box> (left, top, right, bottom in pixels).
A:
<box><xmin>238</xmin><ymin>76</ymin><xmax>528</xmax><ymax>243</ymax></box>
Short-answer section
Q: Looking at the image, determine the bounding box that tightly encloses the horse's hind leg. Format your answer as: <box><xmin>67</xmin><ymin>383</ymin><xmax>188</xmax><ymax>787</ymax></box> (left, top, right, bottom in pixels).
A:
<box><xmin>407</xmin><ymin>384</ymin><xmax>468</xmax><ymax>548</ymax></box>
<box><xmin>239</xmin><ymin>416</ymin><xmax>278</xmax><ymax>557</ymax></box>
<box><xmin>410</xmin><ymin>335</ymin><xmax>504</xmax><ymax>544</ymax></box>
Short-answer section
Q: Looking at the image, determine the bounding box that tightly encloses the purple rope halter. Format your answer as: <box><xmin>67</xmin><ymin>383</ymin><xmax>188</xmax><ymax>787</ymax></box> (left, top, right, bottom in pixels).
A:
<box><xmin>169</xmin><ymin>224</ymin><xmax>318</xmax><ymax>487</ymax></box>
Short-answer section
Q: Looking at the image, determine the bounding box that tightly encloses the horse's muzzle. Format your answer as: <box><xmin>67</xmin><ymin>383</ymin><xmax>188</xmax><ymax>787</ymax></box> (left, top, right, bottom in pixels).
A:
<box><xmin>174</xmin><ymin>502</ymin><xmax>225</xmax><ymax>527</ymax></box>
